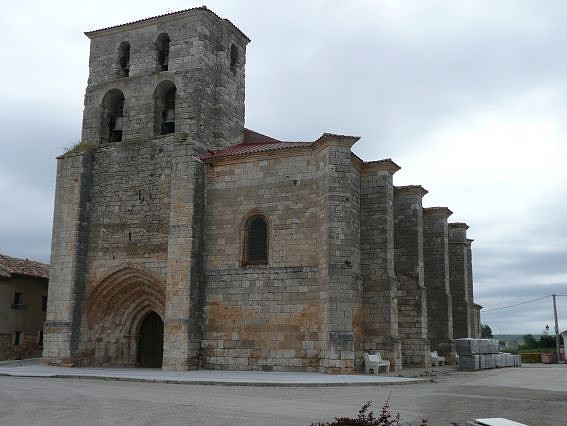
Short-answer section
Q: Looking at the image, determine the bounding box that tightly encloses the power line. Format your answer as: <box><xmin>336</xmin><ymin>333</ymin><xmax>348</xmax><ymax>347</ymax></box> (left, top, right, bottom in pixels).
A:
<box><xmin>482</xmin><ymin>295</ymin><xmax>552</xmax><ymax>312</ymax></box>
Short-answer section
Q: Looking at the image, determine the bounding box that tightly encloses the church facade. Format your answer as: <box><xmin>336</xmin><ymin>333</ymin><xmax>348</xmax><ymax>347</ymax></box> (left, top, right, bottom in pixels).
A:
<box><xmin>43</xmin><ymin>7</ymin><xmax>480</xmax><ymax>373</ymax></box>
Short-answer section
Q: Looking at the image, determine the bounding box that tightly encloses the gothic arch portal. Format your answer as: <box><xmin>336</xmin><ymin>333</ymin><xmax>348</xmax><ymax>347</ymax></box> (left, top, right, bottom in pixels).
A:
<box><xmin>85</xmin><ymin>266</ymin><xmax>165</xmax><ymax>366</ymax></box>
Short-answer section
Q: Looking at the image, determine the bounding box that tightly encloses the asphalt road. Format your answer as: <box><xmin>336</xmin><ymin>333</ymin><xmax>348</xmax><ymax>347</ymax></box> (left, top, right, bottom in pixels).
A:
<box><xmin>0</xmin><ymin>365</ymin><xmax>565</xmax><ymax>425</ymax></box>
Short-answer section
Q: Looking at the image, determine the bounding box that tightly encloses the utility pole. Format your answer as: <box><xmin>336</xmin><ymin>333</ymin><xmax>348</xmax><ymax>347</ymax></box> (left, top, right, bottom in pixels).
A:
<box><xmin>553</xmin><ymin>294</ymin><xmax>561</xmax><ymax>363</ymax></box>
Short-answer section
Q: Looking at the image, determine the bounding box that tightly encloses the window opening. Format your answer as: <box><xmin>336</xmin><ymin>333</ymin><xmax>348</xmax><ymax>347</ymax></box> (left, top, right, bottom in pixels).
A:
<box><xmin>244</xmin><ymin>215</ymin><xmax>268</xmax><ymax>264</ymax></box>
<box><xmin>42</xmin><ymin>296</ymin><xmax>47</xmax><ymax>312</ymax></box>
<box><xmin>230</xmin><ymin>44</ymin><xmax>238</xmax><ymax>74</ymax></box>
<box><xmin>118</xmin><ymin>41</ymin><xmax>130</xmax><ymax>77</ymax></box>
<box><xmin>12</xmin><ymin>292</ymin><xmax>23</xmax><ymax>309</ymax></box>
<box><xmin>156</xmin><ymin>33</ymin><xmax>170</xmax><ymax>71</ymax></box>
<box><xmin>14</xmin><ymin>331</ymin><xmax>21</xmax><ymax>346</ymax></box>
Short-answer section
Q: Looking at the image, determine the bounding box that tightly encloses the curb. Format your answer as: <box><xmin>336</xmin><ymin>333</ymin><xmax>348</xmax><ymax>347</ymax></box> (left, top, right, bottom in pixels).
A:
<box><xmin>0</xmin><ymin>372</ymin><xmax>430</xmax><ymax>387</ymax></box>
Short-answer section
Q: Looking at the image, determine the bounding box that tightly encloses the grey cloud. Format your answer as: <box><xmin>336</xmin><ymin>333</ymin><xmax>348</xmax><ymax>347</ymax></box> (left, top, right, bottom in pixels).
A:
<box><xmin>1</xmin><ymin>0</ymin><xmax>567</xmax><ymax>334</ymax></box>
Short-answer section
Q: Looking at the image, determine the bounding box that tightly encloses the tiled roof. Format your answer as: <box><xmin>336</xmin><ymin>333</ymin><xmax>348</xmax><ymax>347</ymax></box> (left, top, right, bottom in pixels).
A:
<box><xmin>0</xmin><ymin>254</ymin><xmax>49</xmax><ymax>280</ymax></box>
<box><xmin>85</xmin><ymin>6</ymin><xmax>250</xmax><ymax>42</ymax></box>
<box><xmin>201</xmin><ymin>129</ymin><xmax>312</xmax><ymax>161</ymax></box>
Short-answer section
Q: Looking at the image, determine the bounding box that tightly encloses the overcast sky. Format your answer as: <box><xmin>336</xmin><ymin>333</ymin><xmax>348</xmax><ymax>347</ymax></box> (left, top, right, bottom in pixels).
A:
<box><xmin>1</xmin><ymin>0</ymin><xmax>566</xmax><ymax>335</ymax></box>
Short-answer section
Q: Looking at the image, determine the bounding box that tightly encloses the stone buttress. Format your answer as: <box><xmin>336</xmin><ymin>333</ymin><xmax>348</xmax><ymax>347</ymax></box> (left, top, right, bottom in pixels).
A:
<box><xmin>448</xmin><ymin>223</ymin><xmax>472</xmax><ymax>339</ymax></box>
<box><xmin>423</xmin><ymin>207</ymin><xmax>456</xmax><ymax>363</ymax></box>
<box><xmin>394</xmin><ymin>186</ymin><xmax>430</xmax><ymax>368</ymax></box>
<box><xmin>359</xmin><ymin>160</ymin><xmax>402</xmax><ymax>371</ymax></box>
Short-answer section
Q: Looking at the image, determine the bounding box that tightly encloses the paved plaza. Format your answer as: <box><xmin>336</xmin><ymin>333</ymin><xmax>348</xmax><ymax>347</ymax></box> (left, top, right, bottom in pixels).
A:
<box><xmin>0</xmin><ymin>360</ymin><xmax>422</xmax><ymax>386</ymax></box>
<box><xmin>1</xmin><ymin>362</ymin><xmax>566</xmax><ymax>425</ymax></box>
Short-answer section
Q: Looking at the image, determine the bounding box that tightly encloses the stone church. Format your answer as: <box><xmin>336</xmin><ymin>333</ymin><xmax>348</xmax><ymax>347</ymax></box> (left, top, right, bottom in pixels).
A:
<box><xmin>43</xmin><ymin>7</ymin><xmax>481</xmax><ymax>373</ymax></box>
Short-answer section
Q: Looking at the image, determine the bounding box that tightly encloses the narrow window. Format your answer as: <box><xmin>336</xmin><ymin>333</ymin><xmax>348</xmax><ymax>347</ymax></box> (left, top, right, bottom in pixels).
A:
<box><xmin>230</xmin><ymin>44</ymin><xmax>238</xmax><ymax>75</ymax></box>
<box><xmin>154</xmin><ymin>81</ymin><xmax>176</xmax><ymax>136</ymax></box>
<box><xmin>101</xmin><ymin>89</ymin><xmax>125</xmax><ymax>144</ymax></box>
<box><xmin>14</xmin><ymin>331</ymin><xmax>21</xmax><ymax>346</ymax></box>
<box><xmin>244</xmin><ymin>215</ymin><xmax>268</xmax><ymax>265</ymax></box>
<box><xmin>156</xmin><ymin>33</ymin><xmax>170</xmax><ymax>71</ymax></box>
<box><xmin>42</xmin><ymin>295</ymin><xmax>47</xmax><ymax>312</ymax></box>
<box><xmin>117</xmin><ymin>41</ymin><xmax>130</xmax><ymax>77</ymax></box>
<box><xmin>38</xmin><ymin>330</ymin><xmax>44</xmax><ymax>346</ymax></box>
<box><xmin>12</xmin><ymin>292</ymin><xmax>23</xmax><ymax>309</ymax></box>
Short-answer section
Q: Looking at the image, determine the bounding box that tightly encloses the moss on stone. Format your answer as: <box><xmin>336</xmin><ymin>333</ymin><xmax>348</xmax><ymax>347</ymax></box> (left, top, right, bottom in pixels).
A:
<box><xmin>63</xmin><ymin>141</ymin><xmax>95</xmax><ymax>156</ymax></box>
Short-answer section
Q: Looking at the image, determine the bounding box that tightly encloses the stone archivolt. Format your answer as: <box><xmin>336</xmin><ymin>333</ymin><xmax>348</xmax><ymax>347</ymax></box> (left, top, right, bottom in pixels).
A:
<box><xmin>86</xmin><ymin>266</ymin><xmax>166</xmax><ymax>330</ymax></box>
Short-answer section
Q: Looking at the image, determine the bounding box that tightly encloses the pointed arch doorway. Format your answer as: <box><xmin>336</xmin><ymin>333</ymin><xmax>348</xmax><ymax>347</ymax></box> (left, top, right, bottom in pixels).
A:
<box><xmin>137</xmin><ymin>311</ymin><xmax>164</xmax><ymax>368</ymax></box>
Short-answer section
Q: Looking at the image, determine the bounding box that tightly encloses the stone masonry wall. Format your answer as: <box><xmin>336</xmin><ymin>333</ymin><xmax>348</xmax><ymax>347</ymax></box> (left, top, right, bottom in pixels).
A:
<box><xmin>46</xmin><ymin>9</ymin><xmax>249</xmax><ymax>369</ymax></box>
<box><xmin>423</xmin><ymin>208</ymin><xmax>455</xmax><ymax>362</ymax></box>
<box><xmin>45</xmin><ymin>8</ymin><xmax>479</xmax><ymax>373</ymax></box>
<box><xmin>82</xmin><ymin>10</ymin><xmax>248</xmax><ymax>151</ymax></box>
<box><xmin>359</xmin><ymin>161</ymin><xmax>402</xmax><ymax>371</ymax></box>
<box><xmin>0</xmin><ymin>333</ymin><xmax>42</xmax><ymax>361</ymax></box>
<box><xmin>1</xmin><ymin>276</ymin><xmax>48</xmax><ymax>361</ymax></box>
<box><xmin>163</xmin><ymin>147</ymin><xmax>206</xmax><ymax>370</ymax></box>
<box><xmin>449</xmin><ymin>223</ymin><xmax>471</xmax><ymax>339</ymax></box>
<box><xmin>394</xmin><ymin>186</ymin><xmax>430</xmax><ymax>368</ymax></box>
<box><xmin>203</xmin><ymin>149</ymin><xmax>326</xmax><ymax>371</ymax></box>
<box><xmin>43</xmin><ymin>153</ymin><xmax>92</xmax><ymax>366</ymax></box>
<box><xmin>319</xmin><ymin>138</ymin><xmax>360</xmax><ymax>374</ymax></box>
<box><xmin>76</xmin><ymin>134</ymin><xmax>209</xmax><ymax>368</ymax></box>
<box><xmin>466</xmin><ymin>239</ymin><xmax>477</xmax><ymax>338</ymax></box>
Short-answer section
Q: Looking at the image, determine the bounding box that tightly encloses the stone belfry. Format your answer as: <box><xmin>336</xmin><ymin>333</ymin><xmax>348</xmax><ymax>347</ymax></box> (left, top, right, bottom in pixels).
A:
<box><xmin>43</xmin><ymin>8</ymin><xmax>250</xmax><ymax>369</ymax></box>
<box><xmin>81</xmin><ymin>6</ymin><xmax>249</xmax><ymax>150</ymax></box>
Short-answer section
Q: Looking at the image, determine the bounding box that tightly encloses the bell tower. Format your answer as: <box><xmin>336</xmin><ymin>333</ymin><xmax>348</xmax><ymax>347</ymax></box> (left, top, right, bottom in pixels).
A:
<box><xmin>43</xmin><ymin>8</ymin><xmax>250</xmax><ymax>369</ymax></box>
<box><xmin>81</xmin><ymin>6</ymin><xmax>250</xmax><ymax>150</ymax></box>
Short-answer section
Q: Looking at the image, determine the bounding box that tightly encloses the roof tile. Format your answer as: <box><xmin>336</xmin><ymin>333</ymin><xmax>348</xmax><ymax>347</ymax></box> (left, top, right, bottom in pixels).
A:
<box><xmin>201</xmin><ymin>129</ymin><xmax>312</xmax><ymax>161</ymax></box>
<box><xmin>0</xmin><ymin>254</ymin><xmax>49</xmax><ymax>280</ymax></box>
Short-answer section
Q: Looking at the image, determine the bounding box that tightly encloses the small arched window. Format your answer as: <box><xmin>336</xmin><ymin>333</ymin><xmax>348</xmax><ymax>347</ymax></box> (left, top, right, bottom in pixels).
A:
<box><xmin>230</xmin><ymin>44</ymin><xmax>238</xmax><ymax>75</ymax></box>
<box><xmin>156</xmin><ymin>33</ymin><xmax>170</xmax><ymax>71</ymax></box>
<box><xmin>244</xmin><ymin>214</ymin><xmax>268</xmax><ymax>265</ymax></box>
<box><xmin>117</xmin><ymin>41</ymin><xmax>130</xmax><ymax>77</ymax></box>
<box><xmin>101</xmin><ymin>89</ymin><xmax>125</xmax><ymax>144</ymax></box>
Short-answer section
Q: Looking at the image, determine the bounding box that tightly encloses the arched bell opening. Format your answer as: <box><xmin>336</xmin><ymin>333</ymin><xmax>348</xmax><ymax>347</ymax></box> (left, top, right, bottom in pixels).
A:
<box><xmin>154</xmin><ymin>80</ymin><xmax>176</xmax><ymax>136</ymax></box>
<box><xmin>100</xmin><ymin>89</ymin><xmax>125</xmax><ymax>144</ymax></box>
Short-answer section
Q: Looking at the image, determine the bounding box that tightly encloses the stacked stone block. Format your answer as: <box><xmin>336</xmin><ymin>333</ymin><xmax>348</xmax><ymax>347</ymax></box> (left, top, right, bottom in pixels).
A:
<box><xmin>457</xmin><ymin>338</ymin><xmax>521</xmax><ymax>371</ymax></box>
<box><xmin>394</xmin><ymin>186</ymin><xmax>430</xmax><ymax>368</ymax></box>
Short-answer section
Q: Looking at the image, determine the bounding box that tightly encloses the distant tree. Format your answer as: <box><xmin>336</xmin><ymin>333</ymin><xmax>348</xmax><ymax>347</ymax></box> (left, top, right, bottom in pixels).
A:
<box><xmin>539</xmin><ymin>335</ymin><xmax>557</xmax><ymax>348</ymax></box>
<box><xmin>522</xmin><ymin>334</ymin><xmax>537</xmax><ymax>349</ymax></box>
<box><xmin>480</xmin><ymin>323</ymin><xmax>493</xmax><ymax>338</ymax></box>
